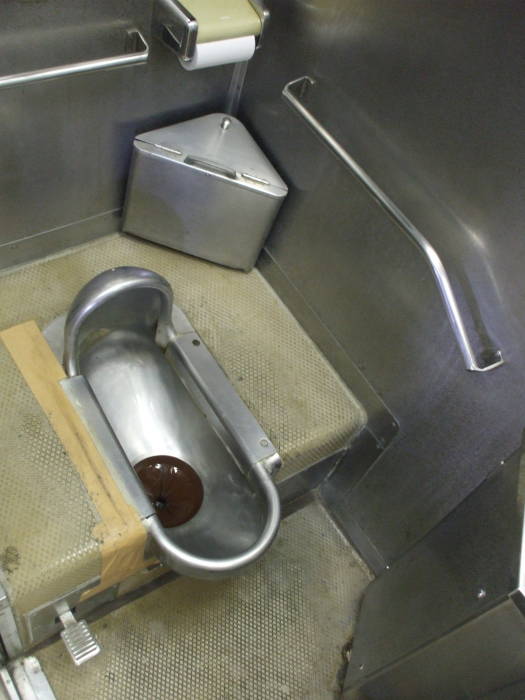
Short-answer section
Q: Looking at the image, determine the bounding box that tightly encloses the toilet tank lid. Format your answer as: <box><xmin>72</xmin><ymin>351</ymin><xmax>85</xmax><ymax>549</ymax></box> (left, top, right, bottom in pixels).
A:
<box><xmin>134</xmin><ymin>113</ymin><xmax>287</xmax><ymax>195</ymax></box>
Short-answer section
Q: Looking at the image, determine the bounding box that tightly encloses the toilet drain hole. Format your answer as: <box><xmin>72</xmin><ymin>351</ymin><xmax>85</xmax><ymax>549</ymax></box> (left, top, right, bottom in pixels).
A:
<box><xmin>134</xmin><ymin>455</ymin><xmax>204</xmax><ymax>528</ymax></box>
<box><xmin>153</xmin><ymin>497</ymin><xmax>167</xmax><ymax>511</ymax></box>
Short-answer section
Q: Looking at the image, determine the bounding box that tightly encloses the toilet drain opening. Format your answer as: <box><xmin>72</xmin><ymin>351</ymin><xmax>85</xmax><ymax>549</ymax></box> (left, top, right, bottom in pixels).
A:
<box><xmin>134</xmin><ymin>455</ymin><xmax>204</xmax><ymax>528</ymax></box>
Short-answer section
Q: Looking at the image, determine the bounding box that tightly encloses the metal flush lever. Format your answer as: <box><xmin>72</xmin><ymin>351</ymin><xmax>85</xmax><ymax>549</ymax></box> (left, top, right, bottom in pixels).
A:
<box><xmin>55</xmin><ymin>601</ymin><xmax>101</xmax><ymax>666</ymax></box>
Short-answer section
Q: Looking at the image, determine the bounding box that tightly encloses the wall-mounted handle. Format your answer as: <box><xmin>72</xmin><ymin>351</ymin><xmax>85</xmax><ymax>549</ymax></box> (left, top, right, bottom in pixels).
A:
<box><xmin>0</xmin><ymin>29</ymin><xmax>149</xmax><ymax>90</ymax></box>
<box><xmin>185</xmin><ymin>155</ymin><xmax>237</xmax><ymax>180</ymax></box>
<box><xmin>282</xmin><ymin>76</ymin><xmax>504</xmax><ymax>373</ymax></box>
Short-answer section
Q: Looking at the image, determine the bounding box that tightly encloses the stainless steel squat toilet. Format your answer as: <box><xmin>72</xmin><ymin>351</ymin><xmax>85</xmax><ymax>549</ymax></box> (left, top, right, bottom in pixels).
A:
<box><xmin>51</xmin><ymin>266</ymin><xmax>281</xmax><ymax>578</ymax></box>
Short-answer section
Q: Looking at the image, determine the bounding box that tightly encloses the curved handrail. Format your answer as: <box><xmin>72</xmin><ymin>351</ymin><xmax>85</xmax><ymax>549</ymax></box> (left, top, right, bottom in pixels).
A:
<box><xmin>282</xmin><ymin>76</ymin><xmax>504</xmax><ymax>373</ymax></box>
<box><xmin>0</xmin><ymin>29</ymin><xmax>148</xmax><ymax>90</ymax></box>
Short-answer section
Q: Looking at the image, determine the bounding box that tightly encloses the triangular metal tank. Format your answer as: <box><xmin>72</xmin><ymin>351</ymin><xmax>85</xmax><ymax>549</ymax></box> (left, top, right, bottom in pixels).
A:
<box><xmin>123</xmin><ymin>113</ymin><xmax>287</xmax><ymax>271</ymax></box>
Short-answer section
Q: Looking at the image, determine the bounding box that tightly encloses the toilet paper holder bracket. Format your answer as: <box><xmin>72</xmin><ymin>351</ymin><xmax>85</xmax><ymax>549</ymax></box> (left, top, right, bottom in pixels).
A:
<box><xmin>248</xmin><ymin>0</ymin><xmax>270</xmax><ymax>49</ymax></box>
<box><xmin>155</xmin><ymin>0</ymin><xmax>198</xmax><ymax>62</ymax></box>
<box><xmin>154</xmin><ymin>0</ymin><xmax>269</xmax><ymax>63</ymax></box>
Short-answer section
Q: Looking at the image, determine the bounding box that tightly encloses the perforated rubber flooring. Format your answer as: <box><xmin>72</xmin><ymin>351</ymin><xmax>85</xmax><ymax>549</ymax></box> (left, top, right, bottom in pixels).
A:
<box><xmin>0</xmin><ymin>233</ymin><xmax>365</xmax><ymax>650</ymax></box>
<box><xmin>0</xmin><ymin>341</ymin><xmax>101</xmax><ymax>639</ymax></box>
<box><xmin>0</xmin><ymin>233</ymin><xmax>365</xmax><ymax>480</ymax></box>
<box><xmin>38</xmin><ymin>501</ymin><xmax>372</xmax><ymax>700</ymax></box>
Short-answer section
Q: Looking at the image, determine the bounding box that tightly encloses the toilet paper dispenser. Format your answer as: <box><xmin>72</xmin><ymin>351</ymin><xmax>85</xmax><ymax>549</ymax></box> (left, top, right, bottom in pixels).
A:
<box><xmin>154</xmin><ymin>0</ymin><xmax>268</xmax><ymax>65</ymax></box>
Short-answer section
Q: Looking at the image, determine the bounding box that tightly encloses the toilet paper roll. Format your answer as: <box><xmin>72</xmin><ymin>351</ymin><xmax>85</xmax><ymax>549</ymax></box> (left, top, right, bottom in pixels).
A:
<box><xmin>180</xmin><ymin>35</ymin><xmax>256</xmax><ymax>71</ymax></box>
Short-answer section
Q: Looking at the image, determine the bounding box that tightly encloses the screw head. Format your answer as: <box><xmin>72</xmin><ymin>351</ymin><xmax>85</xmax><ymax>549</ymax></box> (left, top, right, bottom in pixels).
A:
<box><xmin>259</xmin><ymin>438</ymin><xmax>269</xmax><ymax>447</ymax></box>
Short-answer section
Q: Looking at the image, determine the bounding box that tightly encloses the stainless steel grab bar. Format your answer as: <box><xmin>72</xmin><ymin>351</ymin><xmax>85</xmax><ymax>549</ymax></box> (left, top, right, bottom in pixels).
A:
<box><xmin>282</xmin><ymin>76</ymin><xmax>504</xmax><ymax>373</ymax></box>
<box><xmin>0</xmin><ymin>29</ymin><xmax>149</xmax><ymax>89</ymax></box>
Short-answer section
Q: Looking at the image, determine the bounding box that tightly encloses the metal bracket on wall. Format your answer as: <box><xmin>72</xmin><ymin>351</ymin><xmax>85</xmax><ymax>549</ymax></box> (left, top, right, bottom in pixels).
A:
<box><xmin>0</xmin><ymin>29</ymin><xmax>149</xmax><ymax>90</ymax></box>
<box><xmin>155</xmin><ymin>0</ymin><xmax>198</xmax><ymax>62</ymax></box>
<box><xmin>282</xmin><ymin>76</ymin><xmax>504</xmax><ymax>373</ymax></box>
<box><xmin>247</xmin><ymin>0</ymin><xmax>270</xmax><ymax>49</ymax></box>
<box><xmin>154</xmin><ymin>0</ymin><xmax>269</xmax><ymax>63</ymax></box>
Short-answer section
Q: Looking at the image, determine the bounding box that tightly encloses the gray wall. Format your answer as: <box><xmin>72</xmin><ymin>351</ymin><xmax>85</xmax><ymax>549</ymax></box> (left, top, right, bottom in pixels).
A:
<box><xmin>0</xmin><ymin>0</ymin><xmax>232</xmax><ymax>268</ymax></box>
<box><xmin>241</xmin><ymin>0</ymin><xmax>525</xmax><ymax>565</ymax></box>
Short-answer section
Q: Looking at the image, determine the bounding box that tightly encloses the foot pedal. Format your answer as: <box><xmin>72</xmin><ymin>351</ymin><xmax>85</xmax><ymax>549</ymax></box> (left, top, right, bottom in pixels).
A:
<box><xmin>56</xmin><ymin>602</ymin><xmax>101</xmax><ymax>666</ymax></box>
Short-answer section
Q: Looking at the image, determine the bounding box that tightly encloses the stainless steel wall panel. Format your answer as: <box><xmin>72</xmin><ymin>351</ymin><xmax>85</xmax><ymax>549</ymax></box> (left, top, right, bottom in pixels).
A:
<box><xmin>240</xmin><ymin>0</ymin><xmax>525</xmax><ymax>564</ymax></box>
<box><xmin>0</xmin><ymin>210</ymin><xmax>121</xmax><ymax>271</ymax></box>
<box><xmin>0</xmin><ymin>0</ymin><xmax>232</xmax><ymax>265</ymax></box>
<box><xmin>348</xmin><ymin>599</ymin><xmax>525</xmax><ymax>700</ymax></box>
<box><xmin>345</xmin><ymin>453</ymin><xmax>524</xmax><ymax>686</ymax></box>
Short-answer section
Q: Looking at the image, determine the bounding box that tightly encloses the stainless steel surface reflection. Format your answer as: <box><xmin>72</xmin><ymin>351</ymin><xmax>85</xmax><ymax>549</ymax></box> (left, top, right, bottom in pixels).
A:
<box><xmin>59</xmin><ymin>266</ymin><xmax>281</xmax><ymax>578</ymax></box>
<box><xmin>81</xmin><ymin>330</ymin><xmax>268</xmax><ymax>559</ymax></box>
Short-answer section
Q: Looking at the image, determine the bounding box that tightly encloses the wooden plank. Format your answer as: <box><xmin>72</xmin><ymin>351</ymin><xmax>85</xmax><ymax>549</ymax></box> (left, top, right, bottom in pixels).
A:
<box><xmin>0</xmin><ymin>320</ymin><xmax>149</xmax><ymax>596</ymax></box>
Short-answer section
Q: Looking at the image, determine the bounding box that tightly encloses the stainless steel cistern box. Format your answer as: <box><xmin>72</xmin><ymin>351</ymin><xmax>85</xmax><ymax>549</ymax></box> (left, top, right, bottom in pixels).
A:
<box><xmin>122</xmin><ymin>113</ymin><xmax>287</xmax><ymax>271</ymax></box>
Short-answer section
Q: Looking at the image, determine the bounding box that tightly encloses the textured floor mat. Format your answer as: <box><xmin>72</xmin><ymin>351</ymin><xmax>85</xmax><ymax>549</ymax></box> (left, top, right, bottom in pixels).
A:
<box><xmin>0</xmin><ymin>341</ymin><xmax>100</xmax><ymax>635</ymax></box>
<box><xmin>38</xmin><ymin>501</ymin><xmax>372</xmax><ymax>700</ymax></box>
<box><xmin>0</xmin><ymin>233</ymin><xmax>365</xmax><ymax>480</ymax></box>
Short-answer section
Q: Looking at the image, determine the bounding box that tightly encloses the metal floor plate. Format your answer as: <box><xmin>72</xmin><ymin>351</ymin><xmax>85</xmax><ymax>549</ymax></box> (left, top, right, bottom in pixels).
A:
<box><xmin>37</xmin><ymin>501</ymin><xmax>372</xmax><ymax>700</ymax></box>
<box><xmin>0</xmin><ymin>233</ymin><xmax>365</xmax><ymax>480</ymax></box>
